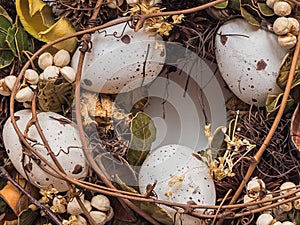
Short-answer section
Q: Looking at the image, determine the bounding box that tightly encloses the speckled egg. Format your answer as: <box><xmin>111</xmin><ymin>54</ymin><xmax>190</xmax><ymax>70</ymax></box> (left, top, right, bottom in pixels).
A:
<box><xmin>215</xmin><ymin>18</ymin><xmax>287</xmax><ymax>106</ymax></box>
<box><xmin>3</xmin><ymin>110</ymin><xmax>89</xmax><ymax>192</ymax></box>
<box><xmin>71</xmin><ymin>20</ymin><xmax>166</xmax><ymax>94</ymax></box>
<box><xmin>139</xmin><ymin>144</ymin><xmax>215</xmax><ymax>224</ymax></box>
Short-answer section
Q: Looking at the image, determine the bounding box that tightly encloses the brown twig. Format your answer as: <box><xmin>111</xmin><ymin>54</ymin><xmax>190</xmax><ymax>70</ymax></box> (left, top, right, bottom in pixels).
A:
<box><xmin>10</xmin><ymin>0</ymin><xmax>299</xmax><ymax>223</ymax></box>
<box><xmin>212</xmin><ymin>189</ymin><xmax>232</xmax><ymax>224</ymax></box>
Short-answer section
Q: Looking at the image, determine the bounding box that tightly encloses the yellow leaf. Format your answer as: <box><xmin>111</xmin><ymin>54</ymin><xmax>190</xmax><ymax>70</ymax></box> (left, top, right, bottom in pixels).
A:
<box><xmin>16</xmin><ymin>0</ymin><xmax>76</xmax><ymax>52</ymax></box>
<box><xmin>16</xmin><ymin>0</ymin><xmax>54</xmax><ymax>41</ymax></box>
<box><xmin>39</xmin><ymin>17</ymin><xmax>77</xmax><ymax>53</ymax></box>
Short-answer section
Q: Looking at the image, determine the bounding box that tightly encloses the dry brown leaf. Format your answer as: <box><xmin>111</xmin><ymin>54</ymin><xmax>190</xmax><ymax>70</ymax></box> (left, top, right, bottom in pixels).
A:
<box><xmin>0</xmin><ymin>177</ymin><xmax>38</xmax><ymax>215</ymax></box>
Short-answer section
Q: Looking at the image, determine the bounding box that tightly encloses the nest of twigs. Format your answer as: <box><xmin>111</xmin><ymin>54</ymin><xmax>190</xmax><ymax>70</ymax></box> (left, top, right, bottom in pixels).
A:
<box><xmin>1</xmin><ymin>0</ymin><xmax>300</xmax><ymax>225</ymax></box>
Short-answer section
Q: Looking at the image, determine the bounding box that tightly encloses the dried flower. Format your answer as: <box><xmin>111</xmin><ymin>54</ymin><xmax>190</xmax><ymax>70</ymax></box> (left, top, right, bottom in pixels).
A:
<box><xmin>125</xmin><ymin>0</ymin><xmax>183</xmax><ymax>36</ymax></box>
<box><xmin>39</xmin><ymin>188</ymin><xmax>58</xmax><ymax>203</ymax></box>
<box><xmin>201</xmin><ymin>111</ymin><xmax>256</xmax><ymax>180</ymax></box>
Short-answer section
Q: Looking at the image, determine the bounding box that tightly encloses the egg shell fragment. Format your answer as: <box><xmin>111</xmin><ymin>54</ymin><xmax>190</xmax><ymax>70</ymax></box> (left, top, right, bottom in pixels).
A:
<box><xmin>71</xmin><ymin>20</ymin><xmax>166</xmax><ymax>94</ymax></box>
<box><xmin>3</xmin><ymin>110</ymin><xmax>89</xmax><ymax>192</ymax></box>
<box><xmin>139</xmin><ymin>144</ymin><xmax>215</xmax><ymax>224</ymax></box>
<box><xmin>215</xmin><ymin>18</ymin><xmax>287</xmax><ymax>106</ymax></box>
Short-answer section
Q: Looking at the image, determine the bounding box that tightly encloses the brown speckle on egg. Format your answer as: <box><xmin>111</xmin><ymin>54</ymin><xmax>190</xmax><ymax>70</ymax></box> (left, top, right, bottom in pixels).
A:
<box><xmin>72</xmin><ymin>164</ymin><xmax>83</xmax><ymax>174</ymax></box>
<box><xmin>83</xmin><ymin>79</ymin><xmax>93</xmax><ymax>86</ymax></box>
<box><xmin>256</xmin><ymin>59</ymin><xmax>267</xmax><ymax>70</ymax></box>
<box><xmin>121</xmin><ymin>34</ymin><xmax>131</xmax><ymax>44</ymax></box>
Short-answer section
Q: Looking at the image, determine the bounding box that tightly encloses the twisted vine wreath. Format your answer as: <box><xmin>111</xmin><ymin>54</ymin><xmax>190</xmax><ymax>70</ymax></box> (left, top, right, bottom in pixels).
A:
<box><xmin>1</xmin><ymin>0</ymin><xmax>300</xmax><ymax>224</ymax></box>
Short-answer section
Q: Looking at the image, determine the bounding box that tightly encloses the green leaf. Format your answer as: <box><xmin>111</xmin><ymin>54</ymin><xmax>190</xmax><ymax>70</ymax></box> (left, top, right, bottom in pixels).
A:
<box><xmin>18</xmin><ymin>208</ymin><xmax>38</xmax><ymax>225</ymax></box>
<box><xmin>140</xmin><ymin>202</ymin><xmax>173</xmax><ymax>225</ymax></box>
<box><xmin>0</xmin><ymin>178</ymin><xmax>7</xmax><ymax>190</ymax></box>
<box><xmin>94</xmin><ymin>153</ymin><xmax>138</xmax><ymax>187</ymax></box>
<box><xmin>277</xmin><ymin>51</ymin><xmax>300</xmax><ymax>90</ymax></box>
<box><xmin>0</xmin><ymin>50</ymin><xmax>14</xmax><ymax>69</ymax></box>
<box><xmin>266</xmin><ymin>93</ymin><xmax>294</xmax><ymax>118</ymax></box>
<box><xmin>126</xmin><ymin>112</ymin><xmax>156</xmax><ymax>167</ymax></box>
<box><xmin>228</xmin><ymin>0</ymin><xmax>241</xmax><ymax>11</ymax></box>
<box><xmin>6</xmin><ymin>19</ymin><xmax>35</xmax><ymax>64</ymax></box>
<box><xmin>0</xmin><ymin>12</ymin><xmax>14</xmax><ymax>69</ymax></box>
<box><xmin>0</xmin><ymin>198</ymin><xmax>8</xmax><ymax>214</ymax></box>
<box><xmin>6</xmin><ymin>24</ymin><xmax>18</xmax><ymax>58</ymax></box>
<box><xmin>15</xmin><ymin>19</ymin><xmax>34</xmax><ymax>63</ymax></box>
<box><xmin>37</xmin><ymin>81</ymin><xmax>75</xmax><ymax>113</ymax></box>
<box><xmin>241</xmin><ymin>7</ymin><xmax>261</xmax><ymax>26</ymax></box>
<box><xmin>209</xmin><ymin>126</ymin><xmax>227</xmax><ymax>159</ymax></box>
<box><xmin>213</xmin><ymin>0</ymin><xmax>229</xmax><ymax>9</ymax></box>
<box><xmin>0</xmin><ymin>6</ymin><xmax>13</xmax><ymax>33</ymax></box>
<box><xmin>115</xmin><ymin>176</ymin><xmax>173</xmax><ymax>225</ymax></box>
<box><xmin>257</xmin><ymin>2</ymin><xmax>275</xmax><ymax>16</ymax></box>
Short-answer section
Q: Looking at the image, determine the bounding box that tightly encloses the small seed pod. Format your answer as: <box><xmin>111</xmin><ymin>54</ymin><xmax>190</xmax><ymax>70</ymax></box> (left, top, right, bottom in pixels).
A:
<box><xmin>52</xmin><ymin>196</ymin><xmax>67</xmax><ymax>213</ymax></box>
<box><xmin>278</xmin><ymin>199</ymin><xmax>293</xmax><ymax>212</ymax></box>
<box><xmin>89</xmin><ymin>211</ymin><xmax>107</xmax><ymax>225</ymax></box>
<box><xmin>280</xmin><ymin>181</ymin><xmax>297</xmax><ymax>195</ymax></box>
<box><xmin>105</xmin><ymin>206</ymin><xmax>114</xmax><ymax>223</ymax></box>
<box><xmin>54</xmin><ymin>49</ymin><xmax>70</xmax><ymax>67</ymax></box>
<box><xmin>24</xmin><ymin>69</ymin><xmax>39</xmax><ymax>85</ymax></box>
<box><xmin>91</xmin><ymin>195</ymin><xmax>111</xmax><ymax>212</ymax></box>
<box><xmin>278</xmin><ymin>33</ymin><xmax>297</xmax><ymax>49</ymax></box>
<box><xmin>43</xmin><ymin>66</ymin><xmax>59</xmax><ymax>81</ymax></box>
<box><xmin>0</xmin><ymin>79</ymin><xmax>11</xmax><ymax>96</ymax></box>
<box><xmin>15</xmin><ymin>86</ymin><xmax>34</xmax><ymax>102</ymax></box>
<box><xmin>246</xmin><ymin>177</ymin><xmax>266</xmax><ymax>198</ymax></box>
<box><xmin>266</xmin><ymin>0</ymin><xmax>278</xmax><ymax>8</ymax></box>
<box><xmin>273</xmin><ymin>1</ymin><xmax>292</xmax><ymax>16</ymax></box>
<box><xmin>243</xmin><ymin>194</ymin><xmax>258</xmax><ymax>209</ymax></box>
<box><xmin>126</xmin><ymin>0</ymin><xmax>139</xmax><ymax>5</ymax></box>
<box><xmin>67</xmin><ymin>197</ymin><xmax>92</xmax><ymax>215</ymax></box>
<box><xmin>282</xmin><ymin>222</ymin><xmax>295</xmax><ymax>225</ymax></box>
<box><xmin>256</xmin><ymin>213</ymin><xmax>274</xmax><ymax>225</ymax></box>
<box><xmin>261</xmin><ymin>192</ymin><xmax>273</xmax><ymax>207</ymax></box>
<box><xmin>74</xmin><ymin>215</ymin><xmax>87</xmax><ymax>225</ymax></box>
<box><xmin>294</xmin><ymin>199</ymin><xmax>300</xmax><ymax>210</ymax></box>
<box><xmin>107</xmin><ymin>0</ymin><xmax>124</xmax><ymax>8</ymax></box>
<box><xmin>273</xmin><ymin>17</ymin><xmax>291</xmax><ymax>35</ymax></box>
<box><xmin>4</xmin><ymin>75</ymin><xmax>19</xmax><ymax>91</ymax></box>
<box><xmin>38</xmin><ymin>52</ymin><xmax>53</xmax><ymax>70</ymax></box>
<box><xmin>287</xmin><ymin>17</ymin><xmax>300</xmax><ymax>35</ymax></box>
<box><xmin>60</xmin><ymin>66</ymin><xmax>76</xmax><ymax>83</ymax></box>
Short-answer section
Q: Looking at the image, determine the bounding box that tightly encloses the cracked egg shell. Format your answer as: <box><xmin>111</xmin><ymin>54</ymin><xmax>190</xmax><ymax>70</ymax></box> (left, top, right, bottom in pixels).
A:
<box><xmin>138</xmin><ymin>144</ymin><xmax>215</xmax><ymax>224</ymax></box>
<box><xmin>3</xmin><ymin>110</ymin><xmax>89</xmax><ymax>192</ymax></box>
<box><xmin>215</xmin><ymin>18</ymin><xmax>287</xmax><ymax>106</ymax></box>
<box><xmin>71</xmin><ymin>19</ymin><xmax>166</xmax><ymax>94</ymax></box>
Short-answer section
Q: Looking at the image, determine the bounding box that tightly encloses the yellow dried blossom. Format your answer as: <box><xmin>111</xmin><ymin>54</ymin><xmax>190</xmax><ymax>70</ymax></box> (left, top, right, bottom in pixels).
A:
<box><xmin>39</xmin><ymin>188</ymin><xmax>58</xmax><ymax>203</ymax></box>
<box><xmin>172</xmin><ymin>14</ymin><xmax>184</xmax><ymax>24</ymax></box>
<box><xmin>201</xmin><ymin>111</ymin><xmax>256</xmax><ymax>181</ymax></box>
<box><xmin>125</xmin><ymin>0</ymin><xmax>184</xmax><ymax>36</ymax></box>
<box><xmin>62</xmin><ymin>215</ymin><xmax>78</xmax><ymax>225</ymax></box>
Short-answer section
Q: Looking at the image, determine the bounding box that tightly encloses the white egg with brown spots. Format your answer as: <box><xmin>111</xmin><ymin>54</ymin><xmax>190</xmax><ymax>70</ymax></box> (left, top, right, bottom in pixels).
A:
<box><xmin>139</xmin><ymin>144</ymin><xmax>215</xmax><ymax>224</ymax></box>
<box><xmin>71</xmin><ymin>19</ymin><xmax>166</xmax><ymax>94</ymax></box>
<box><xmin>215</xmin><ymin>18</ymin><xmax>287</xmax><ymax>106</ymax></box>
<box><xmin>3</xmin><ymin>110</ymin><xmax>89</xmax><ymax>192</ymax></box>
